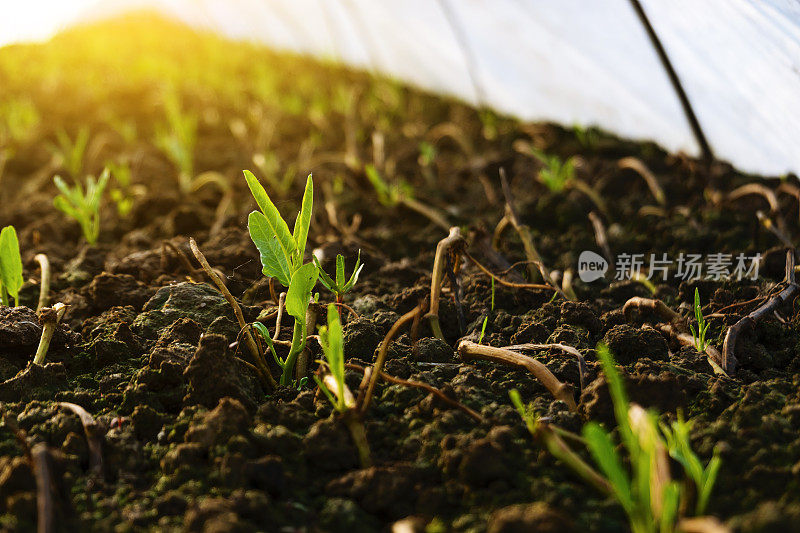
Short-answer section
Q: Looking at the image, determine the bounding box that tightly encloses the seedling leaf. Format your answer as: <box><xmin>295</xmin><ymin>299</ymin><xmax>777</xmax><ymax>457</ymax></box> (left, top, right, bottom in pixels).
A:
<box><xmin>248</xmin><ymin>211</ymin><xmax>292</xmax><ymax>286</ymax></box>
<box><xmin>285</xmin><ymin>263</ymin><xmax>319</xmax><ymax>320</ymax></box>
<box><xmin>0</xmin><ymin>226</ymin><xmax>23</xmax><ymax>306</ymax></box>
<box><xmin>292</xmin><ymin>174</ymin><xmax>313</xmax><ymax>267</ymax></box>
<box><xmin>244</xmin><ymin>169</ymin><xmax>295</xmax><ymax>266</ymax></box>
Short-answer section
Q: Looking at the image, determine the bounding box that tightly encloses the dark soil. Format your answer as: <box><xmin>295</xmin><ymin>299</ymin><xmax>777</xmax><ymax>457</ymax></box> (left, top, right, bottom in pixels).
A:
<box><xmin>1</xmin><ymin>14</ymin><xmax>800</xmax><ymax>533</ymax></box>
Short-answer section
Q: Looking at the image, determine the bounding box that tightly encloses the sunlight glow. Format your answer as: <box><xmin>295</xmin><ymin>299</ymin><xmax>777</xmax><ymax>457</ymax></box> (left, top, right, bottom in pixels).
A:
<box><xmin>1</xmin><ymin>0</ymin><xmax>99</xmax><ymax>47</ymax></box>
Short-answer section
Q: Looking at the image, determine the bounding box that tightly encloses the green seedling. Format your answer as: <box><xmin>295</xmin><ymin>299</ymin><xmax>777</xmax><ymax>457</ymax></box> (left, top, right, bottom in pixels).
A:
<box><xmin>477</xmin><ymin>276</ymin><xmax>495</xmax><ymax>344</ymax></box>
<box><xmin>689</xmin><ymin>288</ymin><xmax>710</xmax><ymax>353</ymax></box>
<box><xmin>510</xmin><ymin>343</ymin><xmax>720</xmax><ymax>533</ymax></box>
<box><xmin>315</xmin><ymin>303</ymin><xmax>371</xmax><ymax>467</ymax></box>
<box><xmin>245</xmin><ymin>169</ymin><xmax>318</xmax><ymax>385</ymax></box>
<box><xmin>155</xmin><ymin>91</ymin><xmax>197</xmax><ymax>194</ymax></box>
<box><xmin>51</xmin><ymin>127</ymin><xmax>89</xmax><ymax>178</ymax></box>
<box><xmin>364</xmin><ymin>164</ymin><xmax>449</xmax><ymax>230</ymax></box>
<box><xmin>0</xmin><ymin>226</ymin><xmax>24</xmax><ymax>307</ymax></box>
<box><xmin>0</xmin><ymin>97</ymin><xmax>39</xmax><ymax>144</ymax></box>
<box><xmin>106</xmin><ymin>160</ymin><xmax>143</xmax><ymax>217</ymax></box>
<box><xmin>364</xmin><ymin>163</ymin><xmax>414</xmax><ymax>207</ymax></box>
<box><xmin>313</xmin><ymin>251</ymin><xmax>363</xmax><ymax>305</ymax></box>
<box><xmin>530</xmin><ymin>147</ymin><xmax>576</xmax><ymax>193</ymax></box>
<box><xmin>53</xmin><ymin>168</ymin><xmax>110</xmax><ymax>245</ymax></box>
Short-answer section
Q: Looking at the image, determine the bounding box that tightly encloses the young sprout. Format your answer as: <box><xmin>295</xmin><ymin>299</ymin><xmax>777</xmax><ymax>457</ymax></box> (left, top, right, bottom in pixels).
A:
<box><xmin>245</xmin><ymin>170</ymin><xmax>318</xmax><ymax>385</ymax></box>
<box><xmin>477</xmin><ymin>276</ymin><xmax>495</xmax><ymax>344</ymax></box>
<box><xmin>107</xmin><ymin>160</ymin><xmax>143</xmax><ymax>217</ymax></box>
<box><xmin>364</xmin><ymin>164</ymin><xmax>449</xmax><ymax>230</ymax></box>
<box><xmin>689</xmin><ymin>288</ymin><xmax>710</xmax><ymax>353</ymax></box>
<box><xmin>530</xmin><ymin>147</ymin><xmax>576</xmax><ymax>193</ymax></box>
<box><xmin>33</xmin><ymin>303</ymin><xmax>67</xmax><ymax>365</ymax></box>
<box><xmin>51</xmin><ymin>127</ymin><xmax>89</xmax><ymax>179</ymax></box>
<box><xmin>53</xmin><ymin>168</ymin><xmax>110</xmax><ymax>245</ymax></box>
<box><xmin>313</xmin><ymin>251</ymin><xmax>363</xmax><ymax>305</ymax></box>
<box><xmin>510</xmin><ymin>343</ymin><xmax>721</xmax><ymax>533</ymax></box>
<box><xmin>154</xmin><ymin>91</ymin><xmax>197</xmax><ymax>194</ymax></box>
<box><xmin>0</xmin><ymin>226</ymin><xmax>24</xmax><ymax>307</ymax></box>
<box><xmin>315</xmin><ymin>303</ymin><xmax>371</xmax><ymax>467</ymax></box>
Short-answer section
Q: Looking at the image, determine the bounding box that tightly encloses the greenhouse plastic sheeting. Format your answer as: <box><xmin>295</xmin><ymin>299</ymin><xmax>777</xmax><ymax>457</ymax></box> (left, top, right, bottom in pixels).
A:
<box><xmin>4</xmin><ymin>0</ymin><xmax>800</xmax><ymax>176</ymax></box>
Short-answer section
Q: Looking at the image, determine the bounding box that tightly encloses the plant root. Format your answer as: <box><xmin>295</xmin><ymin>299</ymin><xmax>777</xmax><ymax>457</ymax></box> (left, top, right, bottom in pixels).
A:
<box><xmin>457</xmin><ymin>340</ymin><xmax>577</xmax><ymax>411</ymax></box>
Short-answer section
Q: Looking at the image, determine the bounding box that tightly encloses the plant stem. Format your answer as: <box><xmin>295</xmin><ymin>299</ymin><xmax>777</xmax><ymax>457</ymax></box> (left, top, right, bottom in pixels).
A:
<box><xmin>425</xmin><ymin>227</ymin><xmax>464</xmax><ymax>341</ymax></box>
<box><xmin>35</xmin><ymin>254</ymin><xmax>51</xmax><ymax>313</ymax></box>
<box><xmin>296</xmin><ymin>304</ymin><xmax>318</xmax><ymax>380</ymax></box>
<box><xmin>33</xmin><ymin>303</ymin><xmax>66</xmax><ymax>365</ymax></box>
<box><xmin>344</xmin><ymin>413</ymin><xmax>372</xmax><ymax>468</ymax></box>
<box><xmin>281</xmin><ymin>319</ymin><xmax>306</xmax><ymax>385</ymax></box>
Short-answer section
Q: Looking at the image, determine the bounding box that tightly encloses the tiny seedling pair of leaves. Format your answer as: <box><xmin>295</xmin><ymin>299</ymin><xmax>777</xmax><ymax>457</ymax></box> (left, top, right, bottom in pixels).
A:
<box><xmin>53</xmin><ymin>168</ymin><xmax>110</xmax><ymax>245</ymax></box>
<box><xmin>0</xmin><ymin>226</ymin><xmax>23</xmax><ymax>307</ymax></box>
<box><xmin>245</xmin><ymin>169</ymin><xmax>313</xmax><ymax>288</ymax></box>
<box><xmin>313</xmin><ymin>251</ymin><xmax>363</xmax><ymax>299</ymax></box>
<box><xmin>364</xmin><ymin>164</ymin><xmax>414</xmax><ymax>206</ymax></box>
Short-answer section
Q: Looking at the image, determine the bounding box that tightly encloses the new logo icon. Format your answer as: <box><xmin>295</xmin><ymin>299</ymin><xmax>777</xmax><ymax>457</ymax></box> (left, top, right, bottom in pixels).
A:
<box><xmin>578</xmin><ymin>250</ymin><xmax>608</xmax><ymax>282</ymax></box>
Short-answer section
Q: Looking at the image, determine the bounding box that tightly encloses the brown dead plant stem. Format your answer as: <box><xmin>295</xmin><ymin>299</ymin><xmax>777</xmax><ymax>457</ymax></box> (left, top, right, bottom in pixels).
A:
<box><xmin>457</xmin><ymin>340</ymin><xmax>577</xmax><ymax>411</ymax></box>
<box><xmin>425</xmin><ymin>227</ymin><xmax>465</xmax><ymax>341</ymax></box>
<box><xmin>723</xmin><ymin>249</ymin><xmax>798</xmax><ymax>374</ymax></box>
<box><xmin>189</xmin><ymin>238</ymin><xmax>277</xmax><ymax>389</ymax></box>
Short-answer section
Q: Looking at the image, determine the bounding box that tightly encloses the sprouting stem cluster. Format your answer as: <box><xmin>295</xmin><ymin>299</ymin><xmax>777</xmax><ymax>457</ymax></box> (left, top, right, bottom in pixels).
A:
<box><xmin>53</xmin><ymin>168</ymin><xmax>110</xmax><ymax>245</ymax></box>
<box><xmin>690</xmin><ymin>288</ymin><xmax>710</xmax><ymax>352</ymax></box>
<box><xmin>510</xmin><ymin>343</ymin><xmax>721</xmax><ymax>533</ymax></box>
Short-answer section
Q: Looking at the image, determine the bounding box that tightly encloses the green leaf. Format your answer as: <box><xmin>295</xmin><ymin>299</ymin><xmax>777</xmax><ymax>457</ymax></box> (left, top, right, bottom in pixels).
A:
<box><xmin>659</xmin><ymin>482</ymin><xmax>681</xmax><ymax>533</ymax></box>
<box><xmin>335</xmin><ymin>254</ymin><xmax>345</xmax><ymax>288</ymax></box>
<box><xmin>344</xmin><ymin>250</ymin><xmax>364</xmax><ymax>292</ymax></box>
<box><xmin>583</xmin><ymin>422</ymin><xmax>634</xmax><ymax>513</ymax></box>
<box><xmin>248</xmin><ymin>211</ymin><xmax>292</xmax><ymax>286</ymax></box>
<box><xmin>0</xmin><ymin>226</ymin><xmax>23</xmax><ymax>306</ymax></box>
<box><xmin>312</xmin><ymin>255</ymin><xmax>336</xmax><ymax>293</ymax></box>
<box><xmin>292</xmin><ymin>174</ymin><xmax>313</xmax><ymax>268</ymax></box>
<box><xmin>252</xmin><ymin>321</ymin><xmax>283</xmax><ymax>368</ymax></box>
<box><xmin>243</xmin><ymin>169</ymin><xmax>295</xmax><ymax>266</ymax></box>
<box><xmin>697</xmin><ymin>454</ymin><xmax>721</xmax><ymax>515</ymax></box>
<box><xmin>285</xmin><ymin>263</ymin><xmax>319</xmax><ymax>320</ymax></box>
<box><xmin>596</xmin><ymin>343</ymin><xmax>636</xmax><ymax>454</ymax></box>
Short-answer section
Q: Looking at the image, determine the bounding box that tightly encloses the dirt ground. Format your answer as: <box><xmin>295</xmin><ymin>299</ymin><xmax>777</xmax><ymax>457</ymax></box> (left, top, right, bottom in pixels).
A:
<box><xmin>0</xmin><ymin>14</ymin><xmax>799</xmax><ymax>533</ymax></box>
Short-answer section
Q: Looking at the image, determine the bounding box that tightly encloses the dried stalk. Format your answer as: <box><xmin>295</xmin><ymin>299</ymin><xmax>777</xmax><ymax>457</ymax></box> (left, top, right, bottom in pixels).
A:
<box><xmin>756</xmin><ymin>210</ymin><xmax>793</xmax><ymax>249</ymax></box>
<box><xmin>464</xmin><ymin>252</ymin><xmax>553</xmax><ymax>291</ymax></box>
<box><xmin>588</xmin><ymin>212</ymin><xmax>615</xmax><ymax>276</ymax></box>
<box><xmin>723</xmin><ymin>250</ymin><xmax>797</xmax><ymax>374</ymax></box>
<box><xmin>504</xmin><ymin>343</ymin><xmax>588</xmax><ymax>390</ymax></box>
<box><xmin>360</xmin><ymin>305</ymin><xmax>423</xmax><ymax>415</ymax></box>
<box><xmin>499</xmin><ymin>169</ymin><xmax>569</xmax><ymax>299</ymax></box>
<box><xmin>617</xmin><ymin>157</ymin><xmax>666</xmax><ymax>206</ymax></box>
<box><xmin>34</xmin><ymin>254</ymin><xmax>51</xmax><ymax>313</ymax></box>
<box><xmin>58</xmin><ymin>402</ymin><xmax>103</xmax><ymax>476</ymax></box>
<box><xmin>189</xmin><ymin>238</ymin><xmax>276</xmax><ymax>389</ymax></box>
<box><xmin>425</xmin><ymin>227</ymin><xmax>465</xmax><ymax>341</ymax></box>
<box><xmin>33</xmin><ymin>303</ymin><xmax>67</xmax><ymax>365</ymax></box>
<box><xmin>622</xmin><ymin>297</ymin><xmax>726</xmax><ymax>373</ymax></box>
<box><xmin>31</xmin><ymin>443</ymin><xmax>54</xmax><ymax>533</ymax></box>
<box><xmin>457</xmin><ymin>340</ymin><xmax>577</xmax><ymax>411</ymax></box>
<box><xmin>346</xmin><ymin>363</ymin><xmax>483</xmax><ymax>422</ymax></box>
